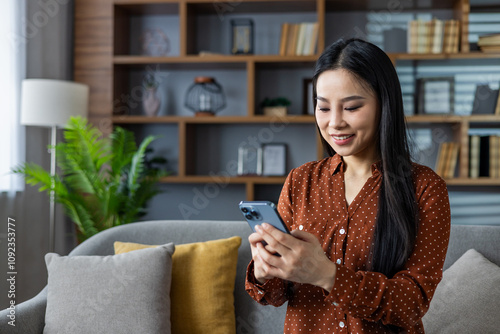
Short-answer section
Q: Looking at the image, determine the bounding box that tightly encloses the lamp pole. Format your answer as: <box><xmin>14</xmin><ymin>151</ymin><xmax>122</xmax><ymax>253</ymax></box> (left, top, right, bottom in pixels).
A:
<box><xmin>49</xmin><ymin>125</ymin><xmax>57</xmax><ymax>252</ymax></box>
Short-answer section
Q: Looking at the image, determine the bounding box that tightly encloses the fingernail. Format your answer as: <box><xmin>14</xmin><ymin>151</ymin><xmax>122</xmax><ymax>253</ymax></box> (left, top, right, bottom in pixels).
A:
<box><xmin>262</xmin><ymin>223</ymin><xmax>270</xmax><ymax>230</ymax></box>
<box><xmin>255</xmin><ymin>225</ymin><xmax>262</xmax><ymax>232</ymax></box>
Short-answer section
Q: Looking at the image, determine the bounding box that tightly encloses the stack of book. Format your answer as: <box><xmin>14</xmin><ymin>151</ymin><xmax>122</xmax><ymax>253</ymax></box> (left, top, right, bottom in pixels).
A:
<box><xmin>469</xmin><ymin>135</ymin><xmax>500</xmax><ymax>178</ymax></box>
<box><xmin>478</xmin><ymin>33</ymin><xmax>500</xmax><ymax>53</ymax></box>
<box><xmin>407</xmin><ymin>19</ymin><xmax>460</xmax><ymax>54</ymax></box>
<box><xmin>279</xmin><ymin>22</ymin><xmax>319</xmax><ymax>56</ymax></box>
<box><xmin>435</xmin><ymin>142</ymin><xmax>460</xmax><ymax>179</ymax></box>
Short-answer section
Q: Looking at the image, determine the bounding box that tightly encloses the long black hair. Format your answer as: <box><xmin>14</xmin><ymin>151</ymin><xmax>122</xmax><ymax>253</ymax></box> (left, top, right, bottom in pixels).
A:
<box><xmin>313</xmin><ymin>38</ymin><xmax>418</xmax><ymax>278</ymax></box>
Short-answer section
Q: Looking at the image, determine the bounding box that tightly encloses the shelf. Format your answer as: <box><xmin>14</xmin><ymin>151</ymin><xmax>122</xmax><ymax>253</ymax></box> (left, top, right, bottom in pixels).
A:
<box><xmin>326</xmin><ymin>0</ymin><xmax>459</xmax><ymax>11</ymax></box>
<box><xmin>445</xmin><ymin>178</ymin><xmax>500</xmax><ymax>186</ymax></box>
<box><xmin>391</xmin><ymin>51</ymin><xmax>500</xmax><ymax>61</ymax></box>
<box><xmin>76</xmin><ymin>0</ymin><xmax>500</xmax><ymax>195</ymax></box>
<box><xmin>112</xmin><ymin>115</ymin><xmax>316</xmax><ymax>124</ymax></box>
<box><xmin>406</xmin><ymin>115</ymin><xmax>500</xmax><ymax>124</ymax></box>
<box><xmin>158</xmin><ymin>175</ymin><xmax>287</xmax><ymax>184</ymax></box>
<box><xmin>113</xmin><ymin>55</ymin><xmax>318</xmax><ymax>64</ymax></box>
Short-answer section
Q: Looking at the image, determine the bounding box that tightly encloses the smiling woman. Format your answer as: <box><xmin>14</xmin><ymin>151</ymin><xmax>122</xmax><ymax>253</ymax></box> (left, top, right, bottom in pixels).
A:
<box><xmin>315</xmin><ymin>69</ymin><xmax>380</xmax><ymax>169</ymax></box>
<box><xmin>245</xmin><ymin>38</ymin><xmax>451</xmax><ymax>334</ymax></box>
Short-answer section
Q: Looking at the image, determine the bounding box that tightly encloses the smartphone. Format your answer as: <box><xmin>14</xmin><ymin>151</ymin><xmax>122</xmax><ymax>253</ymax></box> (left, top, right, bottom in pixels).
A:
<box><xmin>239</xmin><ymin>201</ymin><xmax>290</xmax><ymax>235</ymax></box>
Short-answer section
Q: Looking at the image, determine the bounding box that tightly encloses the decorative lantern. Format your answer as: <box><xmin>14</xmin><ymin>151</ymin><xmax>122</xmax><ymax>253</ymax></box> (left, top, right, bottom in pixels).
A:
<box><xmin>184</xmin><ymin>77</ymin><xmax>226</xmax><ymax>116</ymax></box>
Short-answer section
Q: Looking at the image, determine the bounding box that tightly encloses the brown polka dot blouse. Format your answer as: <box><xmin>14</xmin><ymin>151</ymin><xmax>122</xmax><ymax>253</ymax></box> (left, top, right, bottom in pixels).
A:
<box><xmin>246</xmin><ymin>154</ymin><xmax>451</xmax><ymax>333</ymax></box>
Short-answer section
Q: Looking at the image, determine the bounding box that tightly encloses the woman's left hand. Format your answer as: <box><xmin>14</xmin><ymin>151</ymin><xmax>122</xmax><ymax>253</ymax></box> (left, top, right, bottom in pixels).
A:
<box><xmin>254</xmin><ymin>223</ymin><xmax>337</xmax><ymax>291</ymax></box>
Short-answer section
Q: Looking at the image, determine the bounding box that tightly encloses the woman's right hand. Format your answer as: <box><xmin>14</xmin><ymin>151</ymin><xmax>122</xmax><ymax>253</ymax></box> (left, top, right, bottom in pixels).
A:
<box><xmin>248</xmin><ymin>230</ymin><xmax>277</xmax><ymax>284</ymax></box>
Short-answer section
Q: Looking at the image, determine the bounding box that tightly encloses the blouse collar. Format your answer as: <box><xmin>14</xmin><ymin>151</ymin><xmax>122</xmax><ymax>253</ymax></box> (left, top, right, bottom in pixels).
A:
<box><xmin>329</xmin><ymin>154</ymin><xmax>382</xmax><ymax>176</ymax></box>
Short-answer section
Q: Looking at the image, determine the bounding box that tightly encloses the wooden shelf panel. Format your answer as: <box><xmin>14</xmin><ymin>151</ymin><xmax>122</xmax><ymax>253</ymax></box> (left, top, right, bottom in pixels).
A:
<box><xmin>406</xmin><ymin>115</ymin><xmax>500</xmax><ymax>124</ymax></box>
<box><xmin>326</xmin><ymin>0</ymin><xmax>459</xmax><ymax>11</ymax></box>
<box><xmin>159</xmin><ymin>175</ymin><xmax>287</xmax><ymax>184</ymax></box>
<box><xmin>112</xmin><ymin>115</ymin><xmax>316</xmax><ymax>124</ymax></box>
<box><xmin>445</xmin><ymin>178</ymin><xmax>500</xmax><ymax>186</ymax></box>
<box><xmin>113</xmin><ymin>55</ymin><xmax>318</xmax><ymax>64</ymax></box>
<box><xmin>185</xmin><ymin>0</ymin><xmax>317</xmax><ymax>13</ymax></box>
<box><xmin>114</xmin><ymin>2</ymin><xmax>178</xmax><ymax>15</ymax></box>
<box><xmin>391</xmin><ymin>51</ymin><xmax>500</xmax><ymax>61</ymax></box>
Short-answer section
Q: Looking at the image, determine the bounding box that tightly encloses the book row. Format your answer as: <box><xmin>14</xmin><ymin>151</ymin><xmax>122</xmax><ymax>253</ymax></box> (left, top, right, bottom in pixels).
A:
<box><xmin>279</xmin><ymin>22</ymin><xmax>319</xmax><ymax>56</ymax></box>
<box><xmin>407</xmin><ymin>19</ymin><xmax>460</xmax><ymax>54</ymax></box>
<box><xmin>469</xmin><ymin>135</ymin><xmax>500</xmax><ymax>179</ymax></box>
<box><xmin>478</xmin><ymin>33</ymin><xmax>500</xmax><ymax>53</ymax></box>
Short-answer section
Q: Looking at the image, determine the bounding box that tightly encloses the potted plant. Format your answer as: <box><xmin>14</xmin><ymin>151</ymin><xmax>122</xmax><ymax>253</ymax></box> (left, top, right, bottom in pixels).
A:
<box><xmin>260</xmin><ymin>97</ymin><xmax>291</xmax><ymax>117</ymax></box>
<box><xmin>13</xmin><ymin>116</ymin><xmax>168</xmax><ymax>242</ymax></box>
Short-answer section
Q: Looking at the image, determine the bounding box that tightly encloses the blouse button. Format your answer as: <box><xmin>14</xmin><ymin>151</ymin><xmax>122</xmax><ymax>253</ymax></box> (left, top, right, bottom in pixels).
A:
<box><xmin>298</xmin><ymin>225</ymin><xmax>304</xmax><ymax>230</ymax></box>
<box><xmin>339</xmin><ymin>228</ymin><xmax>346</xmax><ymax>235</ymax></box>
<box><xmin>336</xmin><ymin>258</ymin><xmax>342</xmax><ymax>265</ymax></box>
<box><xmin>339</xmin><ymin>321</ymin><xmax>345</xmax><ymax>328</ymax></box>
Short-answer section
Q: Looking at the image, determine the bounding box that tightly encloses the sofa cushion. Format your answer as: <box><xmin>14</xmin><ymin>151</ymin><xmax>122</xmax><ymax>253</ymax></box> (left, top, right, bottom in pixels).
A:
<box><xmin>115</xmin><ymin>236</ymin><xmax>241</xmax><ymax>334</ymax></box>
<box><xmin>43</xmin><ymin>243</ymin><xmax>174</xmax><ymax>334</ymax></box>
<box><xmin>422</xmin><ymin>248</ymin><xmax>500</xmax><ymax>333</ymax></box>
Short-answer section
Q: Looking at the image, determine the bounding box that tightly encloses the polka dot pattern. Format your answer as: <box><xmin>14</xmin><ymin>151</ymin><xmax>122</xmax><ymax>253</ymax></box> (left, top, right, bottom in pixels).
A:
<box><xmin>245</xmin><ymin>154</ymin><xmax>451</xmax><ymax>333</ymax></box>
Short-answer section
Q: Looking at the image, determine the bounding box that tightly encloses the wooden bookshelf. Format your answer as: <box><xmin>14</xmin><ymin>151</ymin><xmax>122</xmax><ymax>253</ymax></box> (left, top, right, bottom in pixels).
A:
<box><xmin>75</xmin><ymin>0</ymin><xmax>500</xmax><ymax>200</ymax></box>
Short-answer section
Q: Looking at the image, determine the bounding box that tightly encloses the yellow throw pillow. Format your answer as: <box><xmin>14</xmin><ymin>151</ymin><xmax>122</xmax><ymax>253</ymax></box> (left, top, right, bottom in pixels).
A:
<box><xmin>114</xmin><ymin>236</ymin><xmax>242</xmax><ymax>334</ymax></box>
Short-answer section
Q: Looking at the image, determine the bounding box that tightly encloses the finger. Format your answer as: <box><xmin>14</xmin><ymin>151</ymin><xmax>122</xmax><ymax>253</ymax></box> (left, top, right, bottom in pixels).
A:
<box><xmin>249</xmin><ymin>232</ymin><xmax>264</xmax><ymax>245</ymax></box>
<box><xmin>261</xmin><ymin>223</ymin><xmax>298</xmax><ymax>250</ymax></box>
<box><xmin>257</xmin><ymin>241</ymin><xmax>283</xmax><ymax>268</ymax></box>
<box><xmin>256</xmin><ymin>225</ymin><xmax>291</xmax><ymax>256</ymax></box>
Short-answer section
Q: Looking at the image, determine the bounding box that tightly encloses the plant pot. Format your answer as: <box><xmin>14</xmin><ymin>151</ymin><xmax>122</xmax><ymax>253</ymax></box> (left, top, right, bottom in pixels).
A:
<box><xmin>263</xmin><ymin>106</ymin><xmax>287</xmax><ymax>117</ymax></box>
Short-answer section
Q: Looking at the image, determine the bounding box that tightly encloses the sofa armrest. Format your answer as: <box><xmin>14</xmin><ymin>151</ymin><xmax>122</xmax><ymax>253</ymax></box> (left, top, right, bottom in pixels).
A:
<box><xmin>0</xmin><ymin>287</ymin><xmax>47</xmax><ymax>334</ymax></box>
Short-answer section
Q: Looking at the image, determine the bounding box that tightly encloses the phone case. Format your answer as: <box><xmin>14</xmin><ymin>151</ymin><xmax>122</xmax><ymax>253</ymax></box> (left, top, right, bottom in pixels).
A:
<box><xmin>239</xmin><ymin>201</ymin><xmax>290</xmax><ymax>234</ymax></box>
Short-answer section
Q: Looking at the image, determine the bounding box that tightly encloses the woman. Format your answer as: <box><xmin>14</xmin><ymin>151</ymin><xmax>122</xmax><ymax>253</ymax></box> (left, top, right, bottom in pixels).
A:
<box><xmin>245</xmin><ymin>38</ymin><xmax>451</xmax><ymax>333</ymax></box>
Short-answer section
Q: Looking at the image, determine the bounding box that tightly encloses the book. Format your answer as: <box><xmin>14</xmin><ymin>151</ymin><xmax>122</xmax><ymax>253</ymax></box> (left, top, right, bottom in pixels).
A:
<box><xmin>495</xmin><ymin>88</ymin><xmax>500</xmax><ymax>115</ymax></box>
<box><xmin>497</xmin><ymin>136</ymin><xmax>500</xmax><ymax>179</ymax></box>
<box><xmin>480</xmin><ymin>45</ymin><xmax>500</xmax><ymax>53</ymax></box>
<box><xmin>479</xmin><ymin>135</ymin><xmax>490</xmax><ymax>177</ymax></box>
<box><xmin>425</xmin><ymin>19</ymin><xmax>435</xmax><ymax>53</ymax></box>
<box><xmin>432</xmin><ymin>19</ymin><xmax>444</xmax><ymax>54</ymax></box>
<box><xmin>417</xmin><ymin>19</ymin><xmax>428</xmax><ymax>53</ymax></box>
<box><xmin>279</xmin><ymin>23</ymin><xmax>289</xmax><ymax>56</ymax></box>
<box><xmin>478</xmin><ymin>33</ymin><xmax>500</xmax><ymax>46</ymax></box>
<box><xmin>446</xmin><ymin>142</ymin><xmax>459</xmax><ymax>179</ymax></box>
<box><xmin>443</xmin><ymin>20</ymin><xmax>451</xmax><ymax>53</ymax></box>
<box><xmin>296</xmin><ymin>23</ymin><xmax>307</xmax><ymax>56</ymax></box>
<box><xmin>435</xmin><ymin>142</ymin><xmax>450</xmax><ymax>177</ymax></box>
<box><xmin>469</xmin><ymin>135</ymin><xmax>480</xmax><ymax>178</ymax></box>
<box><xmin>489</xmin><ymin>136</ymin><xmax>499</xmax><ymax>178</ymax></box>
<box><xmin>471</xmin><ymin>85</ymin><xmax>500</xmax><ymax>115</ymax></box>
<box><xmin>451</xmin><ymin>20</ymin><xmax>460</xmax><ymax>53</ymax></box>
<box><xmin>408</xmin><ymin>20</ymin><xmax>419</xmax><ymax>53</ymax></box>
<box><xmin>308</xmin><ymin>22</ymin><xmax>319</xmax><ymax>55</ymax></box>
<box><xmin>286</xmin><ymin>24</ymin><xmax>298</xmax><ymax>56</ymax></box>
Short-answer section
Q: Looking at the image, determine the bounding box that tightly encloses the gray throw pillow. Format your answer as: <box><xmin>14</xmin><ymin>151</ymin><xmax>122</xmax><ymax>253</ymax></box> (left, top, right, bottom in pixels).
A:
<box><xmin>43</xmin><ymin>243</ymin><xmax>175</xmax><ymax>334</ymax></box>
<box><xmin>422</xmin><ymin>249</ymin><xmax>500</xmax><ymax>334</ymax></box>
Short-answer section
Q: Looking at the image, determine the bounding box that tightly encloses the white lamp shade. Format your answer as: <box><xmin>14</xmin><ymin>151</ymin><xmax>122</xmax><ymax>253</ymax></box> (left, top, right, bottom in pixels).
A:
<box><xmin>21</xmin><ymin>79</ymin><xmax>89</xmax><ymax>127</ymax></box>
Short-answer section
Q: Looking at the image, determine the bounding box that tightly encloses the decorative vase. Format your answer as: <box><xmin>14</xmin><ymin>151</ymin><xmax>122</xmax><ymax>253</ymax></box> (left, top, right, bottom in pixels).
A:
<box><xmin>143</xmin><ymin>87</ymin><xmax>161</xmax><ymax>116</ymax></box>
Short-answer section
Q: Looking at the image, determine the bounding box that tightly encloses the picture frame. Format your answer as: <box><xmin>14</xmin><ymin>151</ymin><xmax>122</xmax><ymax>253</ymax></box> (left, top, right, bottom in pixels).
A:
<box><xmin>302</xmin><ymin>78</ymin><xmax>315</xmax><ymax>115</ymax></box>
<box><xmin>416</xmin><ymin>77</ymin><xmax>455</xmax><ymax>115</ymax></box>
<box><xmin>262</xmin><ymin>143</ymin><xmax>287</xmax><ymax>176</ymax></box>
<box><xmin>230</xmin><ymin>19</ymin><xmax>254</xmax><ymax>55</ymax></box>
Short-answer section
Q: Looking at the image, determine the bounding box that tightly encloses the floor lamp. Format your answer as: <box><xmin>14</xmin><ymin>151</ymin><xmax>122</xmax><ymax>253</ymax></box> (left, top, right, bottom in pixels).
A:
<box><xmin>20</xmin><ymin>79</ymin><xmax>89</xmax><ymax>252</ymax></box>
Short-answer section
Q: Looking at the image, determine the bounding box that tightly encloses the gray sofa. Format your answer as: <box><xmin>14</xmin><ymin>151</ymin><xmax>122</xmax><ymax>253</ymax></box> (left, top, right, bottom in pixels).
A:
<box><xmin>1</xmin><ymin>221</ymin><xmax>499</xmax><ymax>334</ymax></box>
